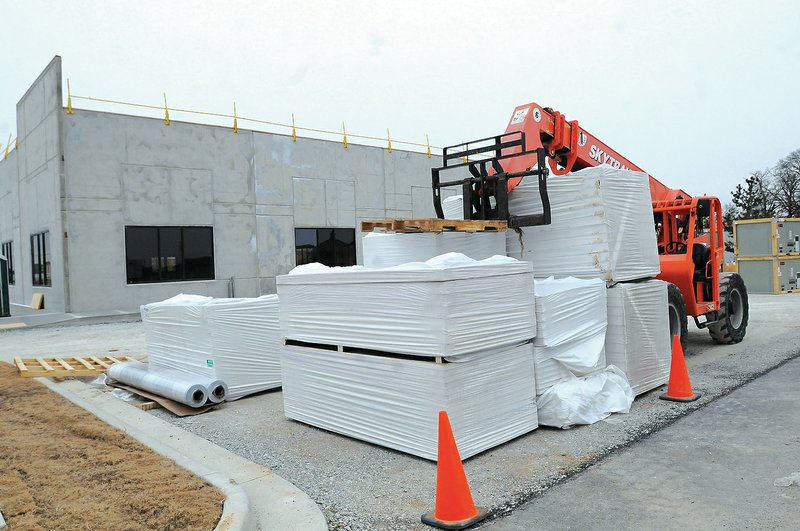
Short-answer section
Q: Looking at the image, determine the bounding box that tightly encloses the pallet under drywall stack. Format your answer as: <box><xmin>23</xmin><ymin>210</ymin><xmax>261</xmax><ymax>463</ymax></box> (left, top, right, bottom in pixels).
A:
<box><xmin>506</xmin><ymin>166</ymin><xmax>660</xmax><ymax>282</ymax></box>
<box><xmin>605</xmin><ymin>280</ymin><xmax>671</xmax><ymax>395</ymax></box>
<box><xmin>141</xmin><ymin>294</ymin><xmax>282</xmax><ymax>400</ymax></box>
<box><xmin>533</xmin><ymin>277</ymin><xmax>607</xmax><ymax>395</ymax></box>
<box><xmin>361</xmin><ymin>230</ymin><xmax>506</xmax><ymax>269</ymax></box>
<box><xmin>277</xmin><ymin>253</ymin><xmax>539</xmax><ymax>460</ymax></box>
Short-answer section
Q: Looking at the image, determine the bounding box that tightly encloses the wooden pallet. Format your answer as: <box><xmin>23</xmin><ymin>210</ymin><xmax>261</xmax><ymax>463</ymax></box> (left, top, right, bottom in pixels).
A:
<box><xmin>360</xmin><ymin>218</ymin><xmax>507</xmax><ymax>233</ymax></box>
<box><xmin>13</xmin><ymin>355</ymin><xmax>138</xmax><ymax>378</ymax></box>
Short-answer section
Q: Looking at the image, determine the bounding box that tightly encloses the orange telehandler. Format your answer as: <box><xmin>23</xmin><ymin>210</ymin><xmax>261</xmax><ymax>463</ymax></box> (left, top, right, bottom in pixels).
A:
<box><xmin>432</xmin><ymin>102</ymin><xmax>748</xmax><ymax>346</ymax></box>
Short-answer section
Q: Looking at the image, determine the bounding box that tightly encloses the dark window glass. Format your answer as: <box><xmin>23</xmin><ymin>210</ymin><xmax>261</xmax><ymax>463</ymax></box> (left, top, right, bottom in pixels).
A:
<box><xmin>125</xmin><ymin>226</ymin><xmax>214</xmax><ymax>284</ymax></box>
<box><xmin>1</xmin><ymin>241</ymin><xmax>13</xmax><ymax>284</ymax></box>
<box><xmin>183</xmin><ymin>227</ymin><xmax>215</xmax><ymax>280</ymax></box>
<box><xmin>30</xmin><ymin>232</ymin><xmax>51</xmax><ymax>287</ymax></box>
<box><xmin>294</xmin><ymin>228</ymin><xmax>356</xmax><ymax>267</ymax></box>
<box><xmin>295</xmin><ymin>228</ymin><xmax>317</xmax><ymax>266</ymax></box>
<box><xmin>159</xmin><ymin>227</ymin><xmax>183</xmax><ymax>282</ymax></box>
<box><xmin>125</xmin><ymin>227</ymin><xmax>159</xmax><ymax>283</ymax></box>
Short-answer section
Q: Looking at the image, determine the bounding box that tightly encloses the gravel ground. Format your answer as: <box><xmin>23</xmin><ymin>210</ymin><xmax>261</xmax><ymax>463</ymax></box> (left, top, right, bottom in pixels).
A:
<box><xmin>3</xmin><ymin>295</ymin><xmax>799</xmax><ymax>530</ymax></box>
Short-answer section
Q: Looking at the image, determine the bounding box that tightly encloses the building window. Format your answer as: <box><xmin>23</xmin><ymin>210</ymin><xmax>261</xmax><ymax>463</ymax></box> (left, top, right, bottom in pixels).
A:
<box><xmin>295</xmin><ymin>228</ymin><xmax>356</xmax><ymax>267</ymax></box>
<box><xmin>125</xmin><ymin>226</ymin><xmax>214</xmax><ymax>284</ymax></box>
<box><xmin>1</xmin><ymin>241</ymin><xmax>13</xmax><ymax>284</ymax></box>
<box><xmin>31</xmin><ymin>232</ymin><xmax>51</xmax><ymax>287</ymax></box>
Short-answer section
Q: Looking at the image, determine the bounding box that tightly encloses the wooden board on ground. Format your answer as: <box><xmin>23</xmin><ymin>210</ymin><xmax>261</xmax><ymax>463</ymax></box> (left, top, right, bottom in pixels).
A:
<box><xmin>13</xmin><ymin>355</ymin><xmax>138</xmax><ymax>378</ymax></box>
<box><xmin>30</xmin><ymin>292</ymin><xmax>44</xmax><ymax>309</ymax></box>
<box><xmin>110</xmin><ymin>382</ymin><xmax>217</xmax><ymax>417</ymax></box>
<box><xmin>360</xmin><ymin>218</ymin><xmax>507</xmax><ymax>233</ymax></box>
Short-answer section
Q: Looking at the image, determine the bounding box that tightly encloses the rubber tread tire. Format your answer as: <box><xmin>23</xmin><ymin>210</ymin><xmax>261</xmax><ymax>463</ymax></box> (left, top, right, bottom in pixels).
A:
<box><xmin>708</xmin><ymin>273</ymin><xmax>749</xmax><ymax>344</ymax></box>
<box><xmin>667</xmin><ymin>283</ymin><xmax>688</xmax><ymax>351</ymax></box>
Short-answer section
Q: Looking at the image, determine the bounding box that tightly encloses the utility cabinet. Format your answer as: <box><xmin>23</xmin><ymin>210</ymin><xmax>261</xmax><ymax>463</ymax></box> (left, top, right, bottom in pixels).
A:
<box><xmin>734</xmin><ymin>218</ymin><xmax>800</xmax><ymax>257</ymax></box>
<box><xmin>737</xmin><ymin>257</ymin><xmax>800</xmax><ymax>294</ymax></box>
<box><xmin>0</xmin><ymin>254</ymin><xmax>9</xmax><ymax>318</ymax></box>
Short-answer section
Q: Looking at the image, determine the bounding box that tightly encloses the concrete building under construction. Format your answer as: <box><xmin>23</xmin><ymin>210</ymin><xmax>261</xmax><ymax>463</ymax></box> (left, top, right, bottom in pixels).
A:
<box><xmin>0</xmin><ymin>56</ymin><xmax>441</xmax><ymax>314</ymax></box>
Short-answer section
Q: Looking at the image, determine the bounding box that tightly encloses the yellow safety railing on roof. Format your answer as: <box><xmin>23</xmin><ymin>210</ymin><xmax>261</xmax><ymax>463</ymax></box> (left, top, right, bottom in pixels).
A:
<box><xmin>65</xmin><ymin>92</ymin><xmax>445</xmax><ymax>155</ymax></box>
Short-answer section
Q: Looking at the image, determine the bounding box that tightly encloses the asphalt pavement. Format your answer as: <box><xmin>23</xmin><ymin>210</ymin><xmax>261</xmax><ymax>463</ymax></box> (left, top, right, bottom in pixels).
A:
<box><xmin>487</xmin><ymin>356</ymin><xmax>800</xmax><ymax>530</ymax></box>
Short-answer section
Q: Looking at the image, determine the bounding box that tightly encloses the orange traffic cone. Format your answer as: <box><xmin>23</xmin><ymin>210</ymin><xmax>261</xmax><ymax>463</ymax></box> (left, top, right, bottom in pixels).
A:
<box><xmin>660</xmin><ymin>335</ymin><xmax>701</xmax><ymax>402</ymax></box>
<box><xmin>421</xmin><ymin>411</ymin><xmax>488</xmax><ymax>530</ymax></box>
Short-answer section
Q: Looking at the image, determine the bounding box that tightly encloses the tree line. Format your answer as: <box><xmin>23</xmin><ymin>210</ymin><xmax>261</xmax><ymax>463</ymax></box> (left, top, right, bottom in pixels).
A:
<box><xmin>724</xmin><ymin>148</ymin><xmax>800</xmax><ymax>229</ymax></box>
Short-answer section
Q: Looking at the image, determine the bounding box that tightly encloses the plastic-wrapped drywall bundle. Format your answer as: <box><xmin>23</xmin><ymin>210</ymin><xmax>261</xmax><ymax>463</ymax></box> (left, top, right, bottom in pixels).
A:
<box><xmin>141</xmin><ymin>294</ymin><xmax>215</xmax><ymax>375</ymax></box>
<box><xmin>206</xmin><ymin>295</ymin><xmax>282</xmax><ymax>400</ymax></box>
<box><xmin>537</xmin><ymin>365</ymin><xmax>635</xmax><ymax>429</ymax></box>
<box><xmin>277</xmin><ymin>253</ymin><xmax>536</xmax><ymax>357</ymax></box>
<box><xmin>281</xmin><ymin>341</ymin><xmax>538</xmax><ymax>460</ymax></box>
<box><xmin>442</xmin><ymin>195</ymin><xmax>464</xmax><ymax>219</ymax></box>
<box><xmin>141</xmin><ymin>294</ymin><xmax>282</xmax><ymax>401</ymax></box>
<box><xmin>534</xmin><ymin>277</ymin><xmax>607</xmax><ymax>347</ymax></box>
<box><xmin>605</xmin><ymin>280</ymin><xmax>671</xmax><ymax>395</ymax></box>
<box><xmin>506</xmin><ymin>166</ymin><xmax>660</xmax><ymax>282</ymax></box>
<box><xmin>107</xmin><ymin>361</ymin><xmax>211</xmax><ymax>407</ymax></box>
<box><xmin>361</xmin><ymin>231</ymin><xmax>506</xmax><ymax>269</ymax></box>
<box><xmin>531</xmin><ymin>277</ymin><xmax>608</xmax><ymax>394</ymax></box>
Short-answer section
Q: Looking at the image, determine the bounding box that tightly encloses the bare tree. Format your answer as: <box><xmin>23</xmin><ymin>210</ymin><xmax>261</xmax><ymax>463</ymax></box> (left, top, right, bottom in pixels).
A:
<box><xmin>774</xmin><ymin>149</ymin><xmax>800</xmax><ymax>217</ymax></box>
<box><xmin>731</xmin><ymin>169</ymin><xmax>776</xmax><ymax>219</ymax></box>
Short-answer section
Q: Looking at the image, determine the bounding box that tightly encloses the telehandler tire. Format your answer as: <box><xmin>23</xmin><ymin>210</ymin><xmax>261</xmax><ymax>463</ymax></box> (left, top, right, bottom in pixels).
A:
<box><xmin>708</xmin><ymin>273</ymin><xmax>748</xmax><ymax>344</ymax></box>
<box><xmin>667</xmin><ymin>283</ymin><xmax>688</xmax><ymax>351</ymax></box>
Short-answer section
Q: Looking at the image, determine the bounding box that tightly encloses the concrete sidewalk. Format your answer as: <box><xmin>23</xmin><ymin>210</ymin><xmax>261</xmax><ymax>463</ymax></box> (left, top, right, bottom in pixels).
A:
<box><xmin>38</xmin><ymin>377</ymin><xmax>327</xmax><ymax>531</ymax></box>
<box><xmin>487</xmin><ymin>356</ymin><xmax>800</xmax><ymax>530</ymax></box>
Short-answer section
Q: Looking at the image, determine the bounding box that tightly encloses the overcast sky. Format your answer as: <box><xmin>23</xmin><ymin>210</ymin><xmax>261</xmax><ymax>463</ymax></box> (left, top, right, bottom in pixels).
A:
<box><xmin>2</xmin><ymin>0</ymin><xmax>799</xmax><ymax>203</ymax></box>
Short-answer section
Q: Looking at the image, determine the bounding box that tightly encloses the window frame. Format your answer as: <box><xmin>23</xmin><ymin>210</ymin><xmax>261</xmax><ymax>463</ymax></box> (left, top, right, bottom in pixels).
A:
<box><xmin>124</xmin><ymin>225</ymin><xmax>215</xmax><ymax>284</ymax></box>
<box><xmin>1</xmin><ymin>241</ymin><xmax>13</xmax><ymax>285</ymax></box>
<box><xmin>30</xmin><ymin>232</ymin><xmax>51</xmax><ymax>287</ymax></box>
<box><xmin>294</xmin><ymin>227</ymin><xmax>356</xmax><ymax>268</ymax></box>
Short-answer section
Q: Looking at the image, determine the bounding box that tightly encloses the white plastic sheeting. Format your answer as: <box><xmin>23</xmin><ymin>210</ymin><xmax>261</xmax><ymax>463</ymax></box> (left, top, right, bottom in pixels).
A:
<box><xmin>532</xmin><ymin>277</ymin><xmax>608</xmax><ymax>394</ymax></box>
<box><xmin>361</xmin><ymin>231</ymin><xmax>506</xmax><ymax>269</ymax></box>
<box><xmin>537</xmin><ymin>365</ymin><xmax>635</xmax><ymax>429</ymax></box>
<box><xmin>107</xmin><ymin>361</ymin><xmax>210</xmax><ymax>407</ymax></box>
<box><xmin>534</xmin><ymin>277</ymin><xmax>607</xmax><ymax>347</ymax></box>
<box><xmin>141</xmin><ymin>294</ymin><xmax>282</xmax><ymax>401</ymax></box>
<box><xmin>442</xmin><ymin>195</ymin><xmax>464</xmax><ymax>219</ymax></box>
<box><xmin>277</xmin><ymin>253</ymin><xmax>536</xmax><ymax>357</ymax></box>
<box><xmin>605</xmin><ymin>280</ymin><xmax>671</xmax><ymax>395</ymax></box>
<box><xmin>281</xmin><ymin>342</ymin><xmax>538</xmax><ymax>460</ymax></box>
<box><xmin>506</xmin><ymin>166</ymin><xmax>660</xmax><ymax>282</ymax></box>
<box><xmin>206</xmin><ymin>295</ymin><xmax>282</xmax><ymax>400</ymax></box>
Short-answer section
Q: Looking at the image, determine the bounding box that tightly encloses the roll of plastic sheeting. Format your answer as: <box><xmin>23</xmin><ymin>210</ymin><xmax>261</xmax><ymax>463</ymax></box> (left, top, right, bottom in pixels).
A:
<box><xmin>442</xmin><ymin>195</ymin><xmax>464</xmax><ymax>219</ymax></box>
<box><xmin>107</xmin><ymin>361</ymin><xmax>209</xmax><ymax>408</ymax></box>
<box><xmin>362</xmin><ymin>231</ymin><xmax>506</xmax><ymax>269</ymax></box>
<box><xmin>506</xmin><ymin>166</ymin><xmax>660</xmax><ymax>282</ymax></box>
<box><xmin>537</xmin><ymin>365</ymin><xmax>635</xmax><ymax>429</ymax></box>
<box><xmin>605</xmin><ymin>280</ymin><xmax>671</xmax><ymax>395</ymax></box>
<box><xmin>206</xmin><ymin>295</ymin><xmax>282</xmax><ymax>400</ymax></box>
<box><xmin>534</xmin><ymin>277</ymin><xmax>607</xmax><ymax>346</ymax></box>
<box><xmin>280</xmin><ymin>341</ymin><xmax>538</xmax><ymax>461</ymax></box>
<box><xmin>278</xmin><ymin>253</ymin><xmax>536</xmax><ymax>357</ymax></box>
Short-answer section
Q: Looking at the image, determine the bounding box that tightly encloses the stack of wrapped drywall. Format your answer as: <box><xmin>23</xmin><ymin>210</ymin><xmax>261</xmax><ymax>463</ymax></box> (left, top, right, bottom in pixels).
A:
<box><xmin>442</xmin><ymin>195</ymin><xmax>465</xmax><ymax>219</ymax></box>
<box><xmin>605</xmin><ymin>280</ymin><xmax>671</xmax><ymax>395</ymax></box>
<box><xmin>281</xmin><ymin>342</ymin><xmax>537</xmax><ymax>460</ymax></box>
<box><xmin>141</xmin><ymin>294</ymin><xmax>282</xmax><ymax>400</ymax></box>
<box><xmin>277</xmin><ymin>253</ymin><xmax>539</xmax><ymax>460</ymax></box>
<box><xmin>278</xmin><ymin>253</ymin><xmax>536</xmax><ymax>357</ymax></box>
<box><xmin>506</xmin><ymin>166</ymin><xmax>660</xmax><ymax>282</ymax></box>
<box><xmin>533</xmin><ymin>277</ymin><xmax>607</xmax><ymax>394</ymax></box>
<box><xmin>361</xmin><ymin>231</ymin><xmax>505</xmax><ymax>269</ymax></box>
<box><xmin>205</xmin><ymin>296</ymin><xmax>282</xmax><ymax>400</ymax></box>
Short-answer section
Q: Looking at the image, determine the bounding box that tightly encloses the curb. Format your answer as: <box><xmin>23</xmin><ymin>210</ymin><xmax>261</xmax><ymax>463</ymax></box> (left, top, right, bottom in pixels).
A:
<box><xmin>38</xmin><ymin>377</ymin><xmax>327</xmax><ymax>531</ymax></box>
